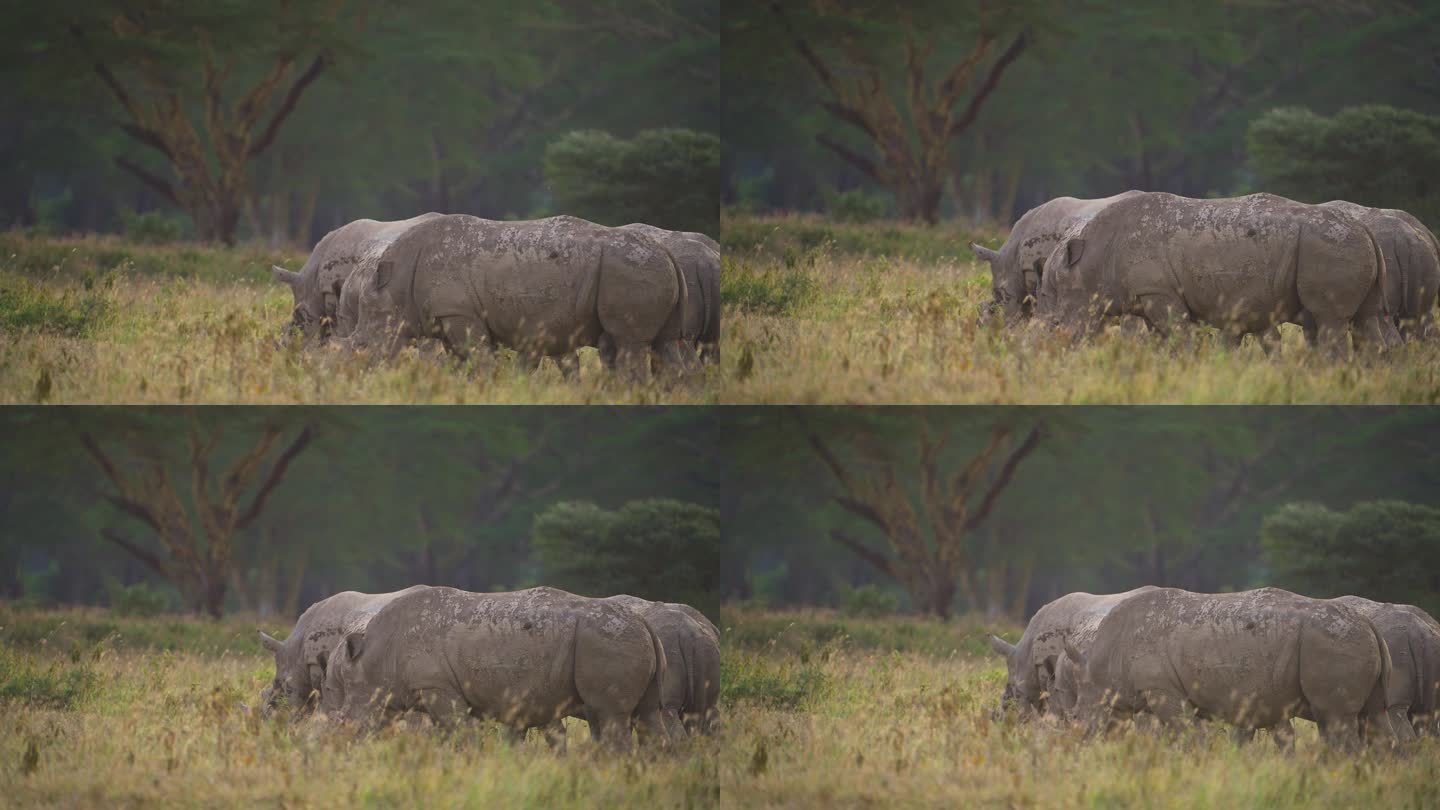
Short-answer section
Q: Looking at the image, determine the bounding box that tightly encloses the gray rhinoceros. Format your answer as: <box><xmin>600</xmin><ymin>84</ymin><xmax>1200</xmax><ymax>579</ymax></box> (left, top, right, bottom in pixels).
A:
<box><xmin>1333</xmin><ymin>594</ymin><xmax>1440</xmax><ymax>738</ymax></box>
<box><xmin>257</xmin><ymin>586</ymin><xmax>428</xmax><ymax>717</ymax></box>
<box><xmin>620</xmin><ymin>223</ymin><xmax>720</xmax><ymax>364</ymax></box>
<box><xmin>971</xmin><ymin>192</ymin><xmax>1144</xmax><ymax>324</ymax></box>
<box><xmin>1322</xmin><ymin>201</ymin><xmax>1440</xmax><ymax>340</ymax></box>
<box><xmin>270</xmin><ymin>213</ymin><xmax>443</xmax><ymax>344</ymax></box>
<box><xmin>319</xmin><ymin>585</ymin><xmax>669</xmax><ymax>750</ymax></box>
<box><xmin>987</xmin><ymin>587</ymin><xmax>1157</xmax><ymax>718</ymax></box>
<box><xmin>1035</xmin><ymin>192</ymin><xmax>1391</xmax><ymax>352</ymax></box>
<box><xmin>1062</xmin><ymin>587</ymin><xmax>1397</xmax><ymax>749</ymax></box>
<box><xmin>346</xmin><ymin>214</ymin><xmax>688</xmax><ymax>378</ymax></box>
<box><xmin>602</xmin><ymin>595</ymin><xmax>721</xmax><ymax>737</ymax></box>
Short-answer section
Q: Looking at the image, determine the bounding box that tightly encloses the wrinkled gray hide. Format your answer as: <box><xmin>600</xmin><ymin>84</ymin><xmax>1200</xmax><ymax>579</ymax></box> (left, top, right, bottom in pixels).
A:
<box><xmin>271</xmin><ymin>214</ymin><xmax>443</xmax><ymax>344</ymax></box>
<box><xmin>986</xmin><ymin>587</ymin><xmax>1157</xmax><ymax>718</ymax></box>
<box><xmin>1333</xmin><ymin>595</ymin><xmax>1440</xmax><ymax>738</ymax></box>
<box><xmin>1036</xmin><ymin>192</ymin><xmax>1391</xmax><ymax>353</ymax></box>
<box><xmin>600</xmin><ymin>595</ymin><xmax>721</xmax><ymax>738</ymax></box>
<box><xmin>1064</xmin><ymin>587</ymin><xmax>1397</xmax><ymax>750</ymax></box>
<box><xmin>1322</xmin><ymin>201</ymin><xmax>1440</xmax><ymax>340</ymax></box>
<box><xmin>620</xmin><ymin>223</ymin><xmax>721</xmax><ymax>364</ymax></box>
<box><xmin>320</xmin><ymin>586</ymin><xmax>668</xmax><ymax>751</ymax></box>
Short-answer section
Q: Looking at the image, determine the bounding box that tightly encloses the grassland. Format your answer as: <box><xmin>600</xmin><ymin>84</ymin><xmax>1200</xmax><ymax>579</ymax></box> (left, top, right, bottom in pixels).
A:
<box><xmin>719</xmin><ymin>212</ymin><xmax>1440</xmax><ymax>403</ymax></box>
<box><xmin>0</xmin><ymin>604</ymin><xmax>717</xmax><ymax>809</ymax></box>
<box><xmin>719</xmin><ymin>605</ymin><xmax>1440</xmax><ymax>809</ymax></box>
<box><xmin>0</xmin><ymin>231</ymin><xmax>723</xmax><ymax>404</ymax></box>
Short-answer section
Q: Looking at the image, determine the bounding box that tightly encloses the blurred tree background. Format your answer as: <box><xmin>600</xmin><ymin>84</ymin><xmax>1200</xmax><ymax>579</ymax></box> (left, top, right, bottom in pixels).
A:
<box><xmin>723</xmin><ymin>407</ymin><xmax>1440</xmax><ymax>620</ymax></box>
<box><xmin>2</xmin><ymin>0</ymin><xmax>719</xmax><ymax>243</ymax></box>
<box><xmin>723</xmin><ymin>0</ymin><xmax>1440</xmax><ymax>227</ymax></box>
<box><xmin>0</xmin><ymin>407</ymin><xmax>721</xmax><ymax>619</ymax></box>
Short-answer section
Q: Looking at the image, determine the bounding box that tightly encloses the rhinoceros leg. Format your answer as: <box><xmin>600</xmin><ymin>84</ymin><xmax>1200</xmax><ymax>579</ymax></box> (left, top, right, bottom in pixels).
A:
<box><xmin>555</xmin><ymin>352</ymin><xmax>580</xmax><ymax>380</ymax></box>
<box><xmin>436</xmin><ymin>314</ymin><xmax>496</xmax><ymax>366</ymax></box>
<box><xmin>1258</xmin><ymin>326</ymin><xmax>1282</xmax><ymax>356</ymax></box>
<box><xmin>1135</xmin><ymin>294</ymin><xmax>1189</xmax><ymax>342</ymax></box>
<box><xmin>1138</xmin><ymin>688</ymin><xmax>1192</xmax><ymax>738</ymax></box>
<box><xmin>1312</xmin><ymin>318</ymin><xmax>1353</xmax><ymax>358</ymax></box>
<box><xmin>416</xmin><ymin>687</ymin><xmax>470</xmax><ymax>732</ymax></box>
<box><xmin>543</xmin><ymin>720</ymin><xmax>568</xmax><ymax>753</ymax></box>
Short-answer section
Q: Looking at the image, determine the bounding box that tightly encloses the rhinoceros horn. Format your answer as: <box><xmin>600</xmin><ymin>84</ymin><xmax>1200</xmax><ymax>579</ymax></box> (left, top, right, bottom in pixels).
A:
<box><xmin>258</xmin><ymin>630</ymin><xmax>284</xmax><ymax>654</ymax></box>
<box><xmin>970</xmin><ymin>242</ymin><xmax>1001</xmax><ymax>264</ymax></box>
<box><xmin>987</xmin><ymin>635</ymin><xmax>1017</xmax><ymax>658</ymax></box>
<box><xmin>271</xmin><ymin>266</ymin><xmax>301</xmax><ymax>286</ymax></box>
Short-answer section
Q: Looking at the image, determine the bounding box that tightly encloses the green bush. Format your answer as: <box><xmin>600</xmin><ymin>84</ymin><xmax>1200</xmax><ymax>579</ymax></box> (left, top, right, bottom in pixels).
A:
<box><xmin>1261</xmin><ymin>500</ymin><xmax>1440</xmax><ymax>615</ymax></box>
<box><xmin>532</xmin><ymin>498</ymin><xmax>720</xmax><ymax>617</ymax></box>
<box><xmin>17</xmin><ymin>561</ymin><xmax>60</xmax><ymax>609</ymax></box>
<box><xmin>104</xmin><ymin>580</ymin><xmax>173</xmax><ymax>618</ymax></box>
<box><xmin>721</xmin><ymin>652</ymin><xmax>827</xmax><ymax>710</ymax></box>
<box><xmin>720</xmin><ymin>262</ymin><xmax>817</xmax><ymax>315</ymax></box>
<box><xmin>0</xmin><ymin>280</ymin><xmax>109</xmax><ymax>337</ymax></box>
<box><xmin>544</xmin><ymin>128</ymin><xmax>720</xmax><ymax>235</ymax></box>
<box><xmin>839</xmin><ymin>584</ymin><xmax>899</xmax><ymax>618</ymax></box>
<box><xmin>119</xmin><ymin>209</ymin><xmax>187</xmax><ymax>244</ymax></box>
<box><xmin>1248</xmin><ymin>104</ymin><xmax>1440</xmax><ymax>228</ymax></box>
<box><xmin>0</xmin><ymin>647</ymin><xmax>99</xmax><ymax>709</ymax></box>
<box><xmin>823</xmin><ymin>189</ymin><xmax>889</xmax><ymax>223</ymax></box>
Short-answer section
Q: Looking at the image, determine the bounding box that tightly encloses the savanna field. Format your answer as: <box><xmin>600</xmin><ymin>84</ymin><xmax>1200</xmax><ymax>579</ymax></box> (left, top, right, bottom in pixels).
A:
<box><xmin>3</xmin><ymin>604</ymin><xmax>1437</xmax><ymax>808</ymax></box>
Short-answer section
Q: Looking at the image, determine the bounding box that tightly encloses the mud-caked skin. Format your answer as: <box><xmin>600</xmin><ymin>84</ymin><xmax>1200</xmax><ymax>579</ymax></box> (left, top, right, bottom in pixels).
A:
<box><xmin>346</xmin><ymin>214</ymin><xmax>688</xmax><ymax>379</ymax></box>
<box><xmin>1063</xmin><ymin>587</ymin><xmax>1398</xmax><ymax>750</ymax></box>
<box><xmin>1321</xmin><ymin>201</ymin><xmax>1440</xmax><ymax>340</ymax></box>
<box><xmin>601</xmin><ymin>595</ymin><xmax>721</xmax><ymax>738</ymax></box>
<box><xmin>971</xmin><ymin>192</ymin><xmax>1145</xmax><ymax>324</ymax></box>
<box><xmin>1332</xmin><ymin>595</ymin><xmax>1440</xmax><ymax>738</ymax></box>
<box><xmin>319</xmin><ymin>586</ymin><xmax>669</xmax><ymax>751</ymax></box>
<box><xmin>986</xmin><ymin>587</ymin><xmax>1157</xmax><ymax>718</ymax></box>
<box><xmin>1035</xmin><ymin>192</ymin><xmax>1391</xmax><ymax>352</ymax></box>
<box><xmin>619</xmin><ymin>223</ymin><xmax>721</xmax><ymax>364</ymax></box>
<box><xmin>270</xmin><ymin>214</ymin><xmax>444</xmax><ymax>345</ymax></box>
<box><xmin>257</xmin><ymin>586</ymin><xmax>428</xmax><ymax>717</ymax></box>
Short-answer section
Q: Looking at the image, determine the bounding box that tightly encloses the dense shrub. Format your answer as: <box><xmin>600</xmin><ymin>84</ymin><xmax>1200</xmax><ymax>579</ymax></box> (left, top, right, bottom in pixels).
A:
<box><xmin>823</xmin><ymin>189</ymin><xmax>889</xmax><ymax>223</ymax></box>
<box><xmin>839</xmin><ymin>583</ymin><xmax>900</xmax><ymax>618</ymax></box>
<box><xmin>544</xmin><ymin>128</ymin><xmax>720</xmax><ymax>235</ymax></box>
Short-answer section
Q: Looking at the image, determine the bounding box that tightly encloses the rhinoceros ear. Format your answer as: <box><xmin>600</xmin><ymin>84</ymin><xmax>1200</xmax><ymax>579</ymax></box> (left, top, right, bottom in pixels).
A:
<box><xmin>271</xmin><ymin>266</ymin><xmax>300</xmax><ymax>287</ymax></box>
<box><xmin>970</xmin><ymin>242</ymin><xmax>1001</xmax><ymax>265</ymax></box>
<box><xmin>1065</xmin><ymin>239</ymin><xmax>1086</xmax><ymax>267</ymax></box>
<box><xmin>988</xmin><ymin>635</ymin><xmax>1017</xmax><ymax>658</ymax></box>
<box><xmin>259</xmin><ymin>630</ymin><xmax>284</xmax><ymax>654</ymax></box>
<box><xmin>1062</xmin><ymin>637</ymin><xmax>1086</xmax><ymax>669</ymax></box>
<box><xmin>344</xmin><ymin>631</ymin><xmax>366</xmax><ymax>661</ymax></box>
<box><xmin>373</xmin><ymin>261</ymin><xmax>394</xmax><ymax>291</ymax></box>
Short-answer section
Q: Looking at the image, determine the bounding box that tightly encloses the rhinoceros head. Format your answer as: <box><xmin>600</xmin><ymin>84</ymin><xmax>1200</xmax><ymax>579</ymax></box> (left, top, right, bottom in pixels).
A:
<box><xmin>319</xmin><ymin>630</ymin><xmax>368</xmax><ymax>722</ymax></box>
<box><xmin>257</xmin><ymin>629</ymin><xmax>321</xmax><ymax>719</ymax></box>
<box><xmin>271</xmin><ymin>265</ymin><xmax>336</xmax><ymax>345</ymax></box>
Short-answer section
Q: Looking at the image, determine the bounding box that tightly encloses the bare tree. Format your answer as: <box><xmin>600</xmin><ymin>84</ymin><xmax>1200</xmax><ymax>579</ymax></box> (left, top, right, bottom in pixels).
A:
<box><xmin>80</xmin><ymin>420</ymin><xmax>315</xmax><ymax>617</ymax></box>
<box><xmin>801</xmin><ymin>415</ymin><xmax>1045</xmax><ymax>618</ymax></box>
<box><xmin>769</xmin><ymin>1</ymin><xmax>1029</xmax><ymax>223</ymax></box>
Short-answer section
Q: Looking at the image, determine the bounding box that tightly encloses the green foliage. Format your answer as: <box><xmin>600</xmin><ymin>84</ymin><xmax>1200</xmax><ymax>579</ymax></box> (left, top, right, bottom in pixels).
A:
<box><xmin>1261</xmin><ymin>500</ymin><xmax>1440</xmax><ymax>614</ymax></box>
<box><xmin>723</xmin><ymin>605</ymin><xmax>1017</xmax><ymax>659</ymax></box>
<box><xmin>721</xmin><ymin>211</ymin><xmax>1002</xmax><ymax>262</ymax></box>
<box><xmin>118</xmin><ymin>210</ymin><xmax>187</xmax><ymax>244</ymax></box>
<box><xmin>721</xmin><ymin>651</ymin><xmax>827</xmax><ymax>710</ymax></box>
<box><xmin>17</xmin><ymin>560</ymin><xmax>60</xmax><ymax>608</ymax></box>
<box><xmin>544</xmin><ymin>128</ymin><xmax>720</xmax><ymax>235</ymax></box>
<box><xmin>0</xmin><ymin>647</ymin><xmax>99</xmax><ymax>709</ymax></box>
<box><xmin>104</xmin><ymin>580</ymin><xmax>173</xmax><ymax>618</ymax></box>
<box><xmin>532</xmin><ymin>498</ymin><xmax>720</xmax><ymax>614</ymax></box>
<box><xmin>823</xmin><ymin>189</ymin><xmax>888</xmax><ymax>223</ymax></box>
<box><xmin>0</xmin><ymin>279</ymin><xmax>108</xmax><ymax>337</ymax></box>
<box><xmin>838</xmin><ymin>583</ymin><xmax>899</xmax><ymax>618</ymax></box>
<box><xmin>720</xmin><ymin>261</ymin><xmax>817</xmax><ymax>314</ymax></box>
<box><xmin>1248</xmin><ymin>105</ymin><xmax>1440</xmax><ymax>227</ymax></box>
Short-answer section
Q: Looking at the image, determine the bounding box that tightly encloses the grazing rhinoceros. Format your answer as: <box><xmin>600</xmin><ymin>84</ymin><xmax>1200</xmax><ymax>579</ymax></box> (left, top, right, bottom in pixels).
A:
<box><xmin>987</xmin><ymin>587</ymin><xmax>1157</xmax><ymax>718</ymax></box>
<box><xmin>1035</xmin><ymin>192</ymin><xmax>1392</xmax><ymax>353</ymax></box>
<box><xmin>1333</xmin><ymin>595</ymin><xmax>1440</xmax><ymax>738</ymax></box>
<box><xmin>970</xmin><ymin>192</ymin><xmax>1145</xmax><ymax>325</ymax></box>
<box><xmin>257</xmin><ymin>586</ymin><xmax>429</xmax><ymax>717</ymax></box>
<box><xmin>619</xmin><ymin>223</ymin><xmax>721</xmax><ymax>364</ymax></box>
<box><xmin>319</xmin><ymin>586</ymin><xmax>669</xmax><ymax>751</ymax></box>
<box><xmin>601</xmin><ymin>595</ymin><xmax>721</xmax><ymax>737</ymax></box>
<box><xmin>1062</xmin><ymin>587</ymin><xmax>1397</xmax><ymax>750</ymax></box>
<box><xmin>270</xmin><ymin>214</ymin><xmax>443</xmax><ymax>345</ymax></box>
<box><xmin>345</xmin><ymin>215</ymin><xmax>688</xmax><ymax>378</ymax></box>
<box><xmin>1322</xmin><ymin>201</ymin><xmax>1440</xmax><ymax>340</ymax></box>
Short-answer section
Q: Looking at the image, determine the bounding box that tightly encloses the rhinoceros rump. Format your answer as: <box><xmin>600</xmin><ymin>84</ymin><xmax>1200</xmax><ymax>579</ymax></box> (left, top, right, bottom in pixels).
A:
<box><xmin>987</xmin><ymin>587</ymin><xmax>1157</xmax><ymax>718</ymax></box>
<box><xmin>1063</xmin><ymin>587</ymin><xmax>1396</xmax><ymax>750</ymax></box>
<box><xmin>271</xmin><ymin>214</ymin><xmax>443</xmax><ymax>345</ymax></box>
<box><xmin>971</xmin><ymin>192</ymin><xmax>1145</xmax><ymax>324</ymax></box>
<box><xmin>1333</xmin><ymin>595</ymin><xmax>1440</xmax><ymax>738</ymax></box>
<box><xmin>1322</xmin><ymin>201</ymin><xmax>1440</xmax><ymax>340</ymax></box>
<box><xmin>602</xmin><ymin>595</ymin><xmax>721</xmax><ymax>737</ymax></box>
<box><xmin>1036</xmin><ymin>192</ymin><xmax>1390</xmax><ymax>353</ymax></box>
<box><xmin>320</xmin><ymin>586</ymin><xmax>668</xmax><ymax>751</ymax></box>
<box><xmin>620</xmin><ymin>223</ymin><xmax>720</xmax><ymax>364</ymax></box>
<box><xmin>257</xmin><ymin>586</ymin><xmax>429</xmax><ymax>717</ymax></box>
<box><xmin>349</xmin><ymin>215</ymin><xmax>688</xmax><ymax>378</ymax></box>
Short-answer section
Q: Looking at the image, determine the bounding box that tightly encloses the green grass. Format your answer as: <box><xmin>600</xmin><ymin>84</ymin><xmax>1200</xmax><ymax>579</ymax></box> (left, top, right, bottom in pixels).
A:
<box><xmin>719</xmin><ymin>214</ymin><xmax>1440</xmax><ymax>403</ymax></box>
<box><xmin>0</xmin><ymin>231</ymin><xmax>724</xmax><ymax>404</ymax></box>
<box><xmin>0</xmin><ymin>605</ymin><xmax>718</xmax><ymax>808</ymax></box>
<box><xmin>719</xmin><ymin>605</ymin><xmax>1440</xmax><ymax>808</ymax></box>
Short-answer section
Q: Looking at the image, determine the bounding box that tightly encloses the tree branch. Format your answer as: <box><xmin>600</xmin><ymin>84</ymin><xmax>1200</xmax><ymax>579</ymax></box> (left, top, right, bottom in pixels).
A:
<box><xmin>950</xmin><ymin>32</ymin><xmax>1029</xmax><ymax>138</ymax></box>
<box><xmin>962</xmin><ymin>425</ymin><xmax>1043</xmax><ymax>531</ymax></box>
<box><xmin>234</xmin><ymin>426</ymin><xmax>315</xmax><ymax>530</ymax></box>
<box><xmin>815</xmin><ymin>134</ymin><xmax>882</xmax><ymax>182</ymax></box>
<box><xmin>829</xmin><ymin>528</ymin><xmax>898</xmax><ymax>578</ymax></box>
<box><xmin>100</xmin><ymin>528</ymin><xmax>171</xmax><ymax>578</ymax></box>
<box><xmin>247</xmin><ymin>55</ymin><xmax>327</xmax><ymax>159</ymax></box>
<box><xmin>114</xmin><ymin>158</ymin><xmax>179</xmax><ymax>204</ymax></box>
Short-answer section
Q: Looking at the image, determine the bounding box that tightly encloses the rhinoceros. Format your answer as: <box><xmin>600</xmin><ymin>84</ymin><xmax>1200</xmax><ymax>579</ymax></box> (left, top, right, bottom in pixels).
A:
<box><xmin>1062</xmin><ymin>587</ymin><xmax>1397</xmax><ymax>749</ymax></box>
<box><xmin>270</xmin><ymin>214</ymin><xmax>443</xmax><ymax>344</ymax></box>
<box><xmin>319</xmin><ymin>585</ymin><xmax>668</xmax><ymax>750</ymax></box>
<box><xmin>601</xmin><ymin>595</ymin><xmax>721</xmax><ymax>737</ymax></box>
<box><xmin>987</xmin><ymin>587</ymin><xmax>1157</xmax><ymax>718</ymax></box>
<box><xmin>1322</xmin><ymin>201</ymin><xmax>1440</xmax><ymax>340</ymax></box>
<box><xmin>1035</xmin><ymin>192</ymin><xmax>1392</xmax><ymax>352</ymax></box>
<box><xmin>345</xmin><ymin>214</ymin><xmax>688</xmax><ymax>378</ymax></box>
<box><xmin>257</xmin><ymin>586</ymin><xmax>429</xmax><ymax>717</ymax></box>
<box><xmin>619</xmin><ymin>223</ymin><xmax>720</xmax><ymax>364</ymax></box>
<box><xmin>1333</xmin><ymin>595</ymin><xmax>1440</xmax><ymax>738</ymax></box>
<box><xmin>970</xmin><ymin>192</ymin><xmax>1144</xmax><ymax>324</ymax></box>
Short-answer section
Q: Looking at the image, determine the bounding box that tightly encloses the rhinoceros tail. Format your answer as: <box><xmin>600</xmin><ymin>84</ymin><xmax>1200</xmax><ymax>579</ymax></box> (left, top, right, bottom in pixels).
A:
<box><xmin>656</xmin><ymin>246</ymin><xmax>688</xmax><ymax>343</ymax></box>
<box><xmin>1363</xmin><ymin>618</ymin><xmax>1395</xmax><ymax>720</ymax></box>
<box><xmin>638</xmin><ymin>617</ymin><xmax>667</xmax><ymax>718</ymax></box>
